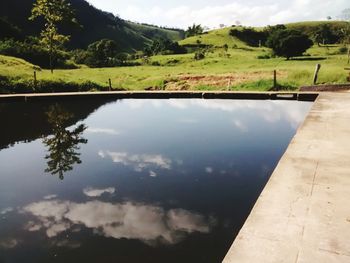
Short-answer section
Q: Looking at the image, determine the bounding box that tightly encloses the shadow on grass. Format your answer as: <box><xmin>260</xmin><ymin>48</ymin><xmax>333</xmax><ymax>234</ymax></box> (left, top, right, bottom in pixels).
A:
<box><xmin>290</xmin><ymin>57</ymin><xmax>327</xmax><ymax>61</ymax></box>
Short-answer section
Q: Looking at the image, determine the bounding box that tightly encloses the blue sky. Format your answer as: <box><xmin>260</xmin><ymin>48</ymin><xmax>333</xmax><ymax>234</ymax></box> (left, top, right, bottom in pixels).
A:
<box><xmin>86</xmin><ymin>0</ymin><xmax>349</xmax><ymax>29</ymax></box>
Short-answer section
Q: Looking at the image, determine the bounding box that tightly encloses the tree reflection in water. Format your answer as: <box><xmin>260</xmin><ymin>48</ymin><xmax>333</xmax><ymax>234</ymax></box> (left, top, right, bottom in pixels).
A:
<box><xmin>43</xmin><ymin>104</ymin><xmax>88</xmax><ymax>180</ymax></box>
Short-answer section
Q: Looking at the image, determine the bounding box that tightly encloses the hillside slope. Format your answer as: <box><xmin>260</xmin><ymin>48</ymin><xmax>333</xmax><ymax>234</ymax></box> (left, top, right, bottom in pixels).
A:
<box><xmin>179</xmin><ymin>21</ymin><xmax>349</xmax><ymax>48</ymax></box>
<box><xmin>286</xmin><ymin>21</ymin><xmax>349</xmax><ymax>35</ymax></box>
<box><xmin>0</xmin><ymin>0</ymin><xmax>184</xmax><ymax>51</ymax></box>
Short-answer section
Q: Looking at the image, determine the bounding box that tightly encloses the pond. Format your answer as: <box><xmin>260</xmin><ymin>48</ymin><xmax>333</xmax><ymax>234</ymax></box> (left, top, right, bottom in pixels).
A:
<box><xmin>0</xmin><ymin>98</ymin><xmax>312</xmax><ymax>263</ymax></box>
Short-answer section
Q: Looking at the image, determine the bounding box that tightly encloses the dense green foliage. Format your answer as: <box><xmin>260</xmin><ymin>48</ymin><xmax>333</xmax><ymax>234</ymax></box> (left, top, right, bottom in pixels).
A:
<box><xmin>287</xmin><ymin>21</ymin><xmax>349</xmax><ymax>42</ymax></box>
<box><xmin>266</xmin><ymin>29</ymin><xmax>313</xmax><ymax>59</ymax></box>
<box><xmin>0</xmin><ymin>74</ymin><xmax>106</xmax><ymax>94</ymax></box>
<box><xmin>30</xmin><ymin>0</ymin><xmax>77</xmax><ymax>72</ymax></box>
<box><xmin>0</xmin><ymin>0</ymin><xmax>184</xmax><ymax>51</ymax></box>
<box><xmin>185</xmin><ymin>24</ymin><xmax>204</xmax><ymax>37</ymax></box>
<box><xmin>0</xmin><ymin>38</ymin><xmax>73</xmax><ymax>68</ymax></box>
<box><xmin>71</xmin><ymin>39</ymin><xmax>141</xmax><ymax>67</ymax></box>
<box><xmin>313</xmin><ymin>24</ymin><xmax>341</xmax><ymax>45</ymax></box>
<box><xmin>144</xmin><ymin>39</ymin><xmax>187</xmax><ymax>56</ymax></box>
<box><xmin>229</xmin><ymin>27</ymin><xmax>267</xmax><ymax>47</ymax></box>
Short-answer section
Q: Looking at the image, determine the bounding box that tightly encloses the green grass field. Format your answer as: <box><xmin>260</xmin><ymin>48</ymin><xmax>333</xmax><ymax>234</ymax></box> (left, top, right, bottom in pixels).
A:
<box><xmin>1</xmin><ymin>23</ymin><xmax>349</xmax><ymax>93</ymax></box>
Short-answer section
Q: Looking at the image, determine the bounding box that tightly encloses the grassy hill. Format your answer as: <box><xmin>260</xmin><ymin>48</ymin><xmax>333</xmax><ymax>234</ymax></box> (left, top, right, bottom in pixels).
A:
<box><xmin>0</xmin><ymin>20</ymin><xmax>349</xmax><ymax>93</ymax></box>
<box><xmin>286</xmin><ymin>21</ymin><xmax>349</xmax><ymax>36</ymax></box>
<box><xmin>180</xmin><ymin>27</ymin><xmax>246</xmax><ymax>48</ymax></box>
<box><xmin>180</xmin><ymin>21</ymin><xmax>349</xmax><ymax>48</ymax></box>
<box><xmin>0</xmin><ymin>0</ymin><xmax>184</xmax><ymax>51</ymax></box>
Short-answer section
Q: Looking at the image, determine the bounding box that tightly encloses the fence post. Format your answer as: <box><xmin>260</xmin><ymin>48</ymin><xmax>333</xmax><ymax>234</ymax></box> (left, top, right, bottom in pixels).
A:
<box><xmin>33</xmin><ymin>71</ymin><xmax>37</xmax><ymax>90</ymax></box>
<box><xmin>108</xmin><ymin>78</ymin><xmax>112</xmax><ymax>91</ymax></box>
<box><xmin>313</xmin><ymin>64</ymin><xmax>321</xmax><ymax>85</ymax></box>
<box><xmin>273</xmin><ymin>70</ymin><xmax>277</xmax><ymax>90</ymax></box>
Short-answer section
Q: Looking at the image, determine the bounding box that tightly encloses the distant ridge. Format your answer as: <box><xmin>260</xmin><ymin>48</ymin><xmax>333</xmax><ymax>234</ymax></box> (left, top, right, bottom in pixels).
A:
<box><xmin>0</xmin><ymin>0</ymin><xmax>185</xmax><ymax>51</ymax></box>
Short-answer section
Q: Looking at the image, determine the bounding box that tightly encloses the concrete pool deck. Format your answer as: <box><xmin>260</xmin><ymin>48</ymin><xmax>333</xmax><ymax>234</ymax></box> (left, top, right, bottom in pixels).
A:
<box><xmin>223</xmin><ymin>92</ymin><xmax>350</xmax><ymax>263</ymax></box>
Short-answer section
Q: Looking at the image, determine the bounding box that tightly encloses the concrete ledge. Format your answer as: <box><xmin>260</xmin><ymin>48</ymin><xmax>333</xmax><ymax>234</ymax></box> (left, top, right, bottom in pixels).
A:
<box><xmin>223</xmin><ymin>92</ymin><xmax>350</xmax><ymax>263</ymax></box>
<box><xmin>0</xmin><ymin>91</ymin><xmax>319</xmax><ymax>102</ymax></box>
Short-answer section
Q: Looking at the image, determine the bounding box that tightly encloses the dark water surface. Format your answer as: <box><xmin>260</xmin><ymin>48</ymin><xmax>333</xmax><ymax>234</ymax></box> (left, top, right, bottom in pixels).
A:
<box><xmin>0</xmin><ymin>99</ymin><xmax>312</xmax><ymax>263</ymax></box>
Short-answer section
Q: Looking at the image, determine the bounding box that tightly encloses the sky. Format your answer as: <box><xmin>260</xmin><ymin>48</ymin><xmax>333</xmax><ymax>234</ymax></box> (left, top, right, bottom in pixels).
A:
<box><xmin>86</xmin><ymin>0</ymin><xmax>349</xmax><ymax>29</ymax></box>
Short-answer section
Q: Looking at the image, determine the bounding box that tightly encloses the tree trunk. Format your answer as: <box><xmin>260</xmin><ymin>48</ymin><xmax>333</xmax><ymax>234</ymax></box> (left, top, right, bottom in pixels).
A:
<box><xmin>348</xmin><ymin>45</ymin><xmax>350</xmax><ymax>64</ymax></box>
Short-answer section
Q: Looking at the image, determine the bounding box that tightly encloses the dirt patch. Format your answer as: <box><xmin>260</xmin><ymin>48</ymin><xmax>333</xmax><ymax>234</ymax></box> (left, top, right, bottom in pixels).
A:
<box><xmin>162</xmin><ymin>71</ymin><xmax>287</xmax><ymax>90</ymax></box>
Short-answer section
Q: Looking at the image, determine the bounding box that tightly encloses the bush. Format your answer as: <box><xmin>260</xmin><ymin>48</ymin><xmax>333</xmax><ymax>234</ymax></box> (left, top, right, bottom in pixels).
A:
<box><xmin>144</xmin><ymin>39</ymin><xmax>187</xmax><ymax>56</ymax></box>
<box><xmin>0</xmin><ymin>39</ymin><xmax>71</xmax><ymax>68</ymax></box>
<box><xmin>229</xmin><ymin>27</ymin><xmax>267</xmax><ymax>47</ymax></box>
<box><xmin>0</xmin><ymin>75</ymin><xmax>108</xmax><ymax>94</ymax></box>
<box><xmin>338</xmin><ymin>46</ymin><xmax>348</xmax><ymax>54</ymax></box>
<box><xmin>194</xmin><ymin>50</ymin><xmax>205</xmax><ymax>60</ymax></box>
<box><xmin>257</xmin><ymin>54</ymin><xmax>271</xmax><ymax>59</ymax></box>
<box><xmin>266</xmin><ymin>29</ymin><xmax>313</xmax><ymax>60</ymax></box>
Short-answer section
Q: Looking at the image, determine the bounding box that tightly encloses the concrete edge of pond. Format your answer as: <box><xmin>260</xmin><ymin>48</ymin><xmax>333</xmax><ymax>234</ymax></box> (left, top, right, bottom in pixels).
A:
<box><xmin>223</xmin><ymin>92</ymin><xmax>350</xmax><ymax>263</ymax></box>
<box><xmin>0</xmin><ymin>91</ymin><xmax>319</xmax><ymax>102</ymax></box>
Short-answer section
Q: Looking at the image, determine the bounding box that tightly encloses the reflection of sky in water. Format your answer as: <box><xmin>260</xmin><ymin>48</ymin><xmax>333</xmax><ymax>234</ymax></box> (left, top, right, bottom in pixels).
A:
<box><xmin>21</xmin><ymin>197</ymin><xmax>211</xmax><ymax>244</ymax></box>
<box><xmin>0</xmin><ymin>99</ymin><xmax>312</xmax><ymax>263</ymax></box>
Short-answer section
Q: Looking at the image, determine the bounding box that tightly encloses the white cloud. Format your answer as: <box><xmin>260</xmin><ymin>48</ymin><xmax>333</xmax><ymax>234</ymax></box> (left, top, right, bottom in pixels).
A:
<box><xmin>149</xmin><ymin>171</ymin><xmax>158</xmax><ymax>177</ymax></box>
<box><xmin>87</xmin><ymin>0</ymin><xmax>348</xmax><ymax>29</ymax></box>
<box><xmin>43</xmin><ymin>195</ymin><xmax>58</xmax><ymax>200</ymax></box>
<box><xmin>205</xmin><ymin>167</ymin><xmax>214</xmax><ymax>174</ymax></box>
<box><xmin>166</xmin><ymin>99</ymin><xmax>311</xmax><ymax>128</ymax></box>
<box><xmin>99</xmin><ymin>151</ymin><xmax>172</xmax><ymax>172</ymax></box>
<box><xmin>1</xmin><ymin>207</ymin><xmax>13</xmax><ymax>215</ymax></box>
<box><xmin>0</xmin><ymin>238</ymin><xmax>20</xmax><ymax>249</ymax></box>
<box><xmin>83</xmin><ymin>187</ymin><xmax>116</xmax><ymax>197</ymax></box>
<box><xmin>22</xmin><ymin>200</ymin><xmax>212</xmax><ymax>245</ymax></box>
<box><xmin>86</xmin><ymin>128</ymin><xmax>120</xmax><ymax>136</ymax></box>
<box><xmin>233</xmin><ymin>119</ymin><xmax>248</xmax><ymax>132</ymax></box>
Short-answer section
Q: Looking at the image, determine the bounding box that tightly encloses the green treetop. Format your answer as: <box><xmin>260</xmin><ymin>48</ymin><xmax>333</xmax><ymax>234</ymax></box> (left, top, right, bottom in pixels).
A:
<box><xmin>30</xmin><ymin>0</ymin><xmax>77</xmax><ymax>73</ymax></box>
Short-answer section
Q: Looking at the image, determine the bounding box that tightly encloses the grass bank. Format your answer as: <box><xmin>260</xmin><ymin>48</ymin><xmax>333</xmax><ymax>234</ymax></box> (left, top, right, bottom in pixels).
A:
<box><xmin>0</xmin><ymin>28</ymin><xmax>349</xmax><ymax>93</ymax></box>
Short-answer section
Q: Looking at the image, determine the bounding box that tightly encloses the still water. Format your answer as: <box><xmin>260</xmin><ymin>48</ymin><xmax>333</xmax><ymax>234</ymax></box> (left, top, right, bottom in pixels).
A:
<box><xmin>0</xmin><ymin>98</ymin><xmax>312</xmax><ymax>263</ymax></box>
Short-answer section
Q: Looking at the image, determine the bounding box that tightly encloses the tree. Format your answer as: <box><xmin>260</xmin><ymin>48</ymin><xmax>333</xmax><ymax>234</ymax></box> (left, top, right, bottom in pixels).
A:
<box><xmin>144</xmin><ymin>39</ymin><xmax>186</xmax><ymax>56</ymax></box>
<box><xmin>85</xmin><ymin>39</ymin><xmax>119</xmax><ymax>67</ymax></box>
<box><xmin>43</xmin><ymin>104</ymin><xmax>87</xmax><ymax>180</ymax></box>
<box><xmin>185</xmin><ymin>24</ymin><xmax>204</xmax><ymax>37</ymax></box>
<box><xmin>30</xmin><ymin>0</ymin><xmax>77</xmax><ymax>73</ymax></box>
<box><xmin>313</xmin><ymin>24</ymin><xmax>339</xmax><ymax>46</ymax></box>
<box><xmin>266</xmin><ymin>29</ymin><xmax>313</xmax><ymax>60</ymax></box>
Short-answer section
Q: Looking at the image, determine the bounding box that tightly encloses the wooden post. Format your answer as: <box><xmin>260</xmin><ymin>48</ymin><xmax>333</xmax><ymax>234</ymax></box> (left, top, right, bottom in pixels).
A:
<box><xmin>108</xmin><ymin>78</ymin><xmax>112</xmax><ymax>91</ymax></box>
<box><xmin>227</xmin><ymin>79</ymin><xmax>231</xmax><ymax>90</ymax></box>
<box><xmin>313</xmin><ymin>64</ymin><xmax>321</xmax><ymax>85</ymax></box>
<box><xmin>273</xmin><ymin>70</ymin><xmax>277</xmax><ymax>90</ymax></box>
<box><xmin>33</xmin><ymin>71</ymin><xmax>37</xmax><ymax>90</ymax></box>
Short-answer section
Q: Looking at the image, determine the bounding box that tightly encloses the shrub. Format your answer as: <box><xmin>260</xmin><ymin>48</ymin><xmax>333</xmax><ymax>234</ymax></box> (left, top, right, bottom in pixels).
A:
<box><xmin>0</xmin><ymin>75</ymin><xmax>108</xmax><ymax>94</ymax></box>
<box><xmin>194</xmin><ymin>50</ymin><xmax>205</xmax><ymax>60</ymax></box>
<box><xmin>338</xmin><ymin>46</ymin><xmax>348</xmax><ymax>54</ymax></box>
<box><xmin>0</xmin><ymin>39</ymin><xmax>71</xmax><ymax>68</ymax></box>
<box><xmin>257</xmin><ymin>54</ymin><xmax>271</xmax><ymax>59</ymax></box>
<box><xmin>229</xmin><ymin>27</ymin><xmax>268</xmax><ymax>47</ymax></box>
<box><xmin>266</xmin><ymin>29</ymin><xmax>313</xmax><ymax>60</ymax></box>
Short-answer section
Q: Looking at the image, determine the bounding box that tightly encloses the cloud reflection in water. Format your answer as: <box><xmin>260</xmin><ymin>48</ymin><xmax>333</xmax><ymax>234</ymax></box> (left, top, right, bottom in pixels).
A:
<box><xmin>22</xmin><ymin>199</ymin><xmax>212</xmax><ymax>245</ymax></box>
<box><xmin>98</xmin><ymin>151</ymin><xmax>172</xmax><ymax>172</ymax></box>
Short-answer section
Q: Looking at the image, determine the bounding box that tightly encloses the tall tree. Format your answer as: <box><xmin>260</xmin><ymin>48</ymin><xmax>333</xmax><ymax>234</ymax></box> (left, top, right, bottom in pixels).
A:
<box><xmin>185</xmin><ymin>24</ymin><xmax>204</xmax><ymax>37</ymax></box>
<box><xmin>266</xmin><ymin>29</ymin><xmax>313</xmax><ymax>60</ymax></box>
<box><xmin>30</xmin><ymin>0</ymin><xmax>77</xmax><ymax>73</ymax></box>
<box><xmin>313</xmin><ymin>24</ymin><xmax>338</xmax><ymax>46</ymax></box>
<box><xmin>43</xmin><ymin>104</ymin><xmax>87</xmax><ymax>180</ymax></box>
